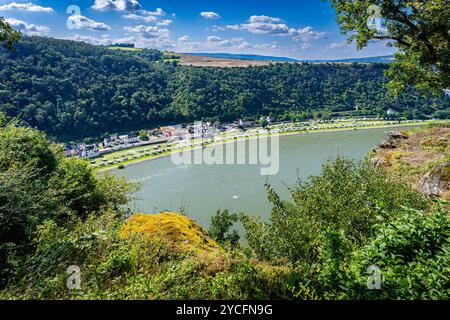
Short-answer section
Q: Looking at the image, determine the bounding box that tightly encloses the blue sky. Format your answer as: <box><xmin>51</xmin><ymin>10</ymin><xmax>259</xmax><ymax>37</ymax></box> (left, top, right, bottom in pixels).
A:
<box><xmin>0</xmin><ymin>0</ymin><xmax>396</xmax><ymax>59</ymax></box>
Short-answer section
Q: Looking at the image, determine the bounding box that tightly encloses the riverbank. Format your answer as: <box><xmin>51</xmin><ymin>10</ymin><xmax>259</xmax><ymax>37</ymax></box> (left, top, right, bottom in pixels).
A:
<box><xmin>371</xmin><ymin>124</ymin><xmax>449</xmax><ymax>200</ymax></box>
<box><xmin>96</xmin><ymin>120</ymin><xmax>449</xmax><ymax>173</ymax></box>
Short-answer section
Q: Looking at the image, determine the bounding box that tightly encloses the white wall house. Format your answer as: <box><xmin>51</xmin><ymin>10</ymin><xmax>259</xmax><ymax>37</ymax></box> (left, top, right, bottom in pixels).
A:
<box><xmin>104</xmin><ymin>134</ymin><xmax>119</xmax><ymax>147</ymax></box>
<box><xmin>80</xmin><ymin>145</ymin><xmax>100</xmax><ymax>158</ymax></box>
<box><xmin>117</xmin><ymin>135</ymin><xmax>138</xmax><ymax>144</ymax></box>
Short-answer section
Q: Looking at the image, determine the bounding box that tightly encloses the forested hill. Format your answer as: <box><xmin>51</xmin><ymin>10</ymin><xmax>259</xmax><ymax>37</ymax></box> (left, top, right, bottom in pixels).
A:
<box><xmin>1</xmin><ymin>36</ymin><xmax>449</xmax><ymax>140</ymax></box>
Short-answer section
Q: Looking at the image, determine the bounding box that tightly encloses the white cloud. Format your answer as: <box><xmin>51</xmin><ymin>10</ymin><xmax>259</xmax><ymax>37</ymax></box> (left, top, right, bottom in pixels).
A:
<box><xmin>216</xmin><ymin>15</ymin><xmax>326</xmax><ymax>42</ymax></box>
<box><xmin>157</xmin><ymin>19</ymin><xmax>172</xmax><ymax>26</ymax></box>
<box><xmin>205</xmin><ymin>36</ymin><xmax>278</xmax><ymax>51</ymax></box>
<box><xmin>178</xmin><ymin>35</ymin><xmax>191</xmax><ymax>43</ymax></box>
<box><xmin>64</xmin><ymin>34</ymin><xmax>113</xmax><ymax>46</ymax></box>
<box><xmin>0</xmin><ymin>2</ymin><xmax>54</xmax><ymax>12</ymax></box>
<box><xmin>142</xmin><ymin>8</ymin><xmax>166</xmax><ymax>16</ymax></box>
<box><xmin>206</xmin><ymin>35</ymin><xmax>233</xmax><ymax>47</ymax></box>
<box><xmin>248</xmin><ymin>15</ymin><xmax>283</xmax><ymax>23</ymax></box>
<box><xmin>291</xmin><ymin>26</ymin><xmax>326</xmax><ymax>41</ymax></box>
<box><xmin>124</xmin><ymin>25</ymin><xmax>171</xmax><ymax>40</ymax></box>
<box><xmin>328</xmin><ymin>42</ymin><xmax>346</xmax><ymax>49</ymax></box>
<box><xmin>123</xmin><ymin>13</ymin><xmax>158</xmax><ymax>23</ymax></box>
<box><xmin>201</xmin><ymin>12</ymin><xmax>221</xmax><ymax>20</ymax></box>
<box><xmin>244</xmin><ymin>16</ymin><xmax>290</xmax><ymax>35</ymax></box>
<box><xmin>122</xmin><ymin>8</ymin><xmax>167</xmax><ymax>23</ymax></box>
<box><xmin>92</xmin><ymin>0</ymin><xmax>141</xmax><ymax>12</ymax></box>
<box><xmin>4</xmin><ymin>18</ymin><xmax>50</xmax><ymax>36</ymax></box>
<box><xmin>120</xmin><ymin>11</ymin><xmax>175</xmax><ymax>50</ymax></box>
<box><xmin>326</xmin><ymin>41</ymin><xmax>354</xmax><ymax>50</ymax></box>
<box><xmin>299</xmin><ymin>43</ymin><xmax>313</xmax><ymax>50</ymax></box>
<box><xmin>68</xmin><ymin>15</ymin><xmax>111</xmax><ymax>31</ymax></box>
<box><xmin>121</xmin><ymin>35</ymin><xmax>175</xmax><ymax>50</ymax></box>
<box><xmin>213</xmin><ymin>24</ymin><xmax>244</xmax><ymax>32</ymax></box>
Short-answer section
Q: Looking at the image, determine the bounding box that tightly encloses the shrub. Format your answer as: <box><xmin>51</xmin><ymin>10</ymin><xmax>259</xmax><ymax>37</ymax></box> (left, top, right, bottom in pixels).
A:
<box><xmin>0</xmin><ymin>124</ymin><xmax>136</xmax><ymax>287</ymax></box>
<box><xmin>209</xmin><ymin>210</ymin><xmax>240</xmax><ymax>247</ymax></box>
<box><xmin>340</xmin><ymin>202</ymin><xmax>450</xmax><ymax>300</ymax></box>
<box><xmin>241</xmin><ymin>157</ymin><xmax>429</xmax><ymax>264</ymax></box>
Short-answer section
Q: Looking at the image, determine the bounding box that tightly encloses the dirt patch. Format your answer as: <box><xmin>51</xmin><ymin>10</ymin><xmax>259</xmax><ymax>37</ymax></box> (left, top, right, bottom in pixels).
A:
<box><xmin>179</xmin><ymin>55</ymin><xmax>274</xmax><ymax>68</ymax></box>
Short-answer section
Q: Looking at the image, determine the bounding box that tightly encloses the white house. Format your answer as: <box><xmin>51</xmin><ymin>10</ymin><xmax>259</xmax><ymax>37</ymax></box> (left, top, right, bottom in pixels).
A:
<box><xmin>80</xmin><ymin>145</ymin><xmax>99</xmax><ymax>158</ymax></box>
<box><xmin>118</xmin><ymin>134</ymin><xmax>139</xmax><ymax>144</ymax></box>
<box><xmin>103</xmin><ymin>133</ymin><xmax>118</xmax><ymax>147</ymax></box>
<box><xmin>127</xmin><ymin>134</ymin><xmax>139</xmax><ymax>144</ymax></box>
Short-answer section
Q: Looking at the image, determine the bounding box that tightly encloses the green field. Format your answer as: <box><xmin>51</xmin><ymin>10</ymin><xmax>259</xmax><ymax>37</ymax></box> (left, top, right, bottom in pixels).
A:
<box><xmin>107</xmin><ymin>46</ymin><xmax>143</xmax><ymax>52</ymax></box>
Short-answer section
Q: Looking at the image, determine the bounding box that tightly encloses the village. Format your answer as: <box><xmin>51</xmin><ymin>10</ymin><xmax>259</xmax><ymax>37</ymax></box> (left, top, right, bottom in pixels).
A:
<box><xmin>64</xmin><ymin>118</ymin><xmax>263</xmax><ymax>160</ymax></box>
<box><xmin>62</xmin><ymin>116</ymin><xmax>435</xmax><ymax>169</ymax></box>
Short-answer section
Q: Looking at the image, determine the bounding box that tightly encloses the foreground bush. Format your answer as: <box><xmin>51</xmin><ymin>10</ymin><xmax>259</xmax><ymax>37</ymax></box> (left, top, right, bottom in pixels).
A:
<box><xmin>241</xmin><ymin>157</ymin><xmax>429</xmax><ymax>264</ymax></box>
<box><xmin>0</xmin><ymin>123</ymin><xmax>136</xmax><ymax>288</ymax></box>
<box><xmin>2</xmin><ymin>211</ymin><xmax>291</xmax><ymax>300</ymax></box>
<box><xmin>340</xmin><ymin>203</ymin><xmax>450</xmax><ymax>300</ymax></box>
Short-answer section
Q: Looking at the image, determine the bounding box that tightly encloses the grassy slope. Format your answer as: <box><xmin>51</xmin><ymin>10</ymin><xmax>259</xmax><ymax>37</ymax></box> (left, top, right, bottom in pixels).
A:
<box><xmin>107</xmin><ymin>46</ymin><xmax>143</xmax><ymax>52</ymax></box>
<box><xmin>372</xmin><ymin>124</ymin><xmax>450</xmax><ymax>199</ymax></box>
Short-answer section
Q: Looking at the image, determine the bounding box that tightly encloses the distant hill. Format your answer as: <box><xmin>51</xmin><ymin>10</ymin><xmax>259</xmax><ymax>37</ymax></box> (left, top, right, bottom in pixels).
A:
<box><xmin>184</xmin><ymin>52</ymin><xmax>298</xmax><ymax>62</ymax></box>
<box><xmin>1</xmin><ymin>37</ymin><xmax>447</xmax><ymax>141</ymax></box>
<box><xmin>305</xmin><ymin>55</ymin><xmax>395</xmax><ymax>63</ymax></box>
<box><xmin>185</xmin><ymin>52</ymin><xmax>394</xmax><ymax>64</ymax></box>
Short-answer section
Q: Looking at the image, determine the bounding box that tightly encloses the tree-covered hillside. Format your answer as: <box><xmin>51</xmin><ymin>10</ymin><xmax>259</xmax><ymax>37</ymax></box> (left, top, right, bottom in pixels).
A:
<box><xmin>0</xmin><ymin>36</ymin><xmax>449</xmax><ymax>140</ymax></box>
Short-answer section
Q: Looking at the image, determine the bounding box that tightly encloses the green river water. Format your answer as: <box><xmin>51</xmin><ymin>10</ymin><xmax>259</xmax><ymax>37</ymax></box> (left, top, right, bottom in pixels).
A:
<box><xmin>116</xmin><ymin>127</ymin><xmax>403</xmax><ymax>227</ymax></box>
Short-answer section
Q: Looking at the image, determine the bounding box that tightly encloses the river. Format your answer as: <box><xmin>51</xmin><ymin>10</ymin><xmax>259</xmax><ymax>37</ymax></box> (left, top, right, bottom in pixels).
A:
<box><xmin>116</xmin><ymin>127</ymin><xmax>401</xmax><ymax>227</ymax></box>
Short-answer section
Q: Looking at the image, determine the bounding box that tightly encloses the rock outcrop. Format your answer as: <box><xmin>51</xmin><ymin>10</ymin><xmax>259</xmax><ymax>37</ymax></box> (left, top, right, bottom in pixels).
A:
<box><xmin>376</xmin><ymin>131</ymin><xmax>410</xmax><ymax>149</ymax></box>
<box><xmin>371</xmin><ymin>124</ymin><xmax>450</xmax><ymax>200</ymax></box>
<box><xmin>418</xmin><ymin>162</ymin><xmax>450</xmax><ymax>198</ymax></box>
<box><xmin>388</xmin><ymin>131</ymin><xmax>409</xmax><ymax>140</ymax></box>
<box><xmin>120</xmin><ymin>212</ymin><xmax>220</xmax><ymax>253</ymax></box>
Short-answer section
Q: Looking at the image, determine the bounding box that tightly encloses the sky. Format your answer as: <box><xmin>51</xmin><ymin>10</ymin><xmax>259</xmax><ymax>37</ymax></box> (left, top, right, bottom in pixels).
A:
<box><xmin>0</xmin><ymin>0</ymin><xmax>396</xmax><ymax>60</ymax></box>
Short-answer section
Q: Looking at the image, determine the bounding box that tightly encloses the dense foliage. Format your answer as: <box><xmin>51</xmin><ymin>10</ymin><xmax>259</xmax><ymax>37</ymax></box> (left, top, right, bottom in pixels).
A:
<box><xmin>240</xmin><ymin>157</ymin><xmax>429</xmax><ymax>264</ymax></box>
<box><xmin>328</xmin><ymin>0</ymin><xmax>450</xmax><ymax>94</ymax></box>
<box><xmin>0</xmin><ymin>122</ymin><xmax>136</xmax><ymax>288</ymax></box>
<box><xmin>342</xmin><ymin>205</ymin><xmax>450</xmax><ymax>300</ymax></box>
<box><xmin>239</xmin><ymin>156</ymin><xmax>449</xmax><ymax>299</ymax></box>
<box><xmin>0</xmin><ymin>17</ymin><xmax>21</xmax><ymax>51</ymax></box>
<box><xmin>1</xmin><ymin>37</ymin><xmax>449</xmax><ymax>140</ymax></box>
<box><xmin>208</xmin><ymin>210</ymin><xmax>240</xmax><ymax>247</ymax></box>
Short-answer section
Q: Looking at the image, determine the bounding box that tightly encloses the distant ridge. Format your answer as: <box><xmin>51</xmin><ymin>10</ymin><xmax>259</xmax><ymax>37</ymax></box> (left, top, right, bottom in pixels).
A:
<box><xmin>304</xmin><ymin>55</ymin><xmax>394</xmax><ymax>63</ymax></box>
<box><xmin>184</xmin><ymin>52</ymin><xmax>394</xmax><ymax>64</ymax></box>
<box><xmin>184</xmin><ymin>52</ymin><xmax>298</xmax><ymax>62</ymax></box>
